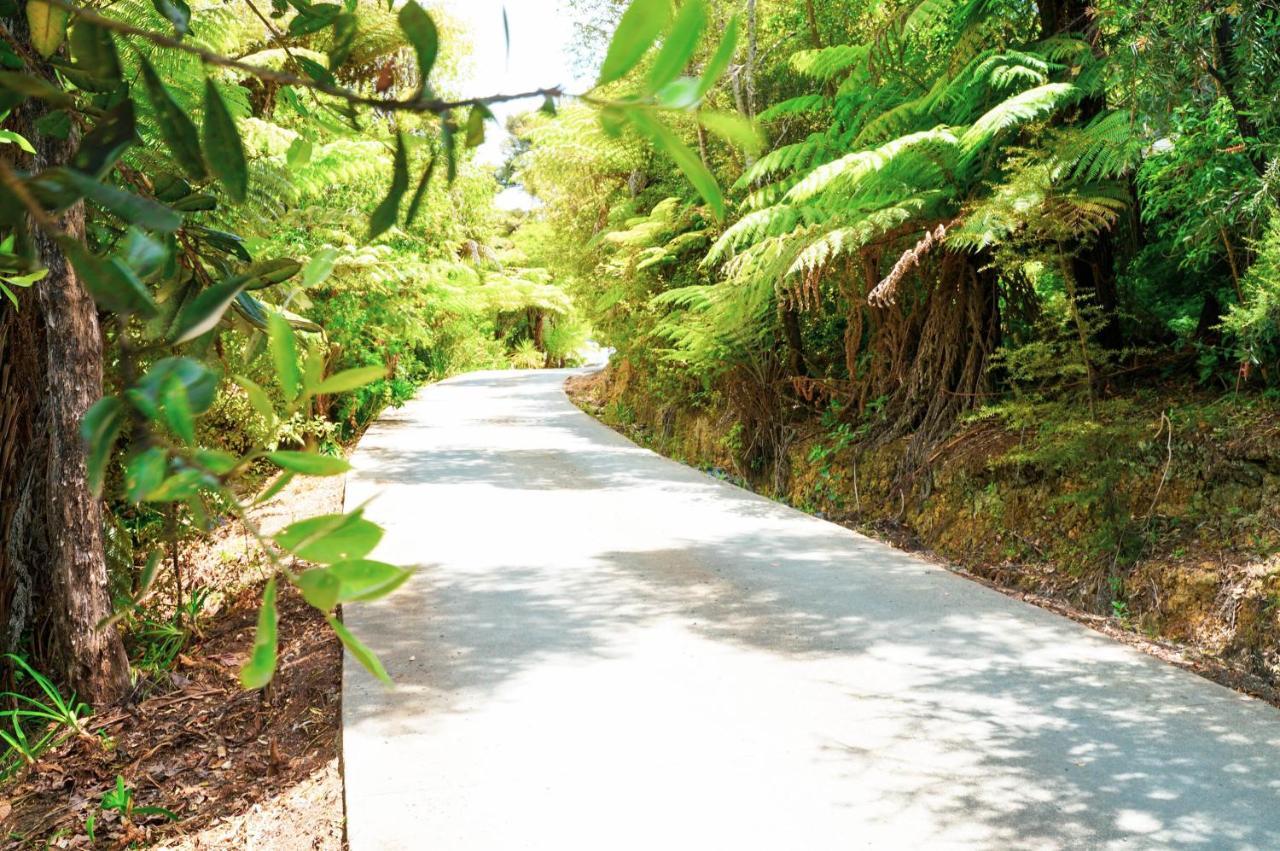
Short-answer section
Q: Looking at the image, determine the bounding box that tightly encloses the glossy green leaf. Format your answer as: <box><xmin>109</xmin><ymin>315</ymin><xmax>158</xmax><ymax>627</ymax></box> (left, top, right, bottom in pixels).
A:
<box><xmin>203</xmin><ymin>80</ymin><xmax>248</xmax><ymax>203</ymax></box>
<box><xmin>310</xmin><ymin>364</ymin><xmax>386</xmax><ymax>395</ymax></box>
<box><xmin>654</xmin><ymin>76</ymin><xmax>701</xmax><ymax>109</ymax></box>
<box><xmin>125</xmin><ymin>447</ymin><xmax>168</xmax><ymax>502</ymax></box>
<box><xmin>286</xmin><ymin>137</ymin><xmax>312</xmax><ymax>170</ymax></box>
<box><xmin>302</xmin><ymin>247</ymin><xmax>338</xmax><ymax>287</ymax></box>
<box><xmin>52</xmin><ymin>168</ymin><xmax>181</xmax><ymax>232</ymax></box>
<box><xmin>244</xmin><ymin>258</ymin><xmax>301</xmax><ymax>289</ymax></box>
<box><xmin>171</xmin><ymin>272</ymin><xmax>252</xmax><ymax>344</ymax></box>
<box><xmin>136</xmin><ymin>357</ymin><xmax>217</xmax><ymax>414</ymax></box>
<box><xmin>268</xmin><ymin>311</ymin><xmax>301</xmax><ymax>402</ymax></box>
<box><xmin>138</xmin><ymin>54</ymin><xmax>207</xmax><ymax>181</ymax></box>
<box><xmin>240</xmin><ymin>578</ymin><xmax>278</xmax><ymax>689</ymax></box>
<box><xmin>645</xmin><ymin>0</ymin><xmax>706</xmax><ymax>94</ymax></box>
<box><xmin>329</xmin><ymin>559</ymin><xmax>412</xmax><ymax>602</ymax></box>
<box><xmin>0</xmin><ymin>128</ymin><xmax>33</xmax><ymax>153</ymax></box>
<box><xmin>288</xmin><ymin>2</ymin><xmax>340</xmax><ymax>36</ymax></box>
<box><xmin>267</xmin><ymin>451</ymin><xmax>350</xmax><ymax>476</ymax></box>
<box><xmin>368</xmin><ymin>133</ymin><xmax>408</xmax><ymax>239</ymax></box>
<box><xmin>274</xmin><ymin>511</ymin><xmax>382</xmax><ymax>563</ymax></box>
<box><xmin>328</xmin><ymin>13</ymin><xmax>358</xmax><ymax>69</ymax></box>
<box><xmin>255</xmin><ymin>471</ymin><xmax>294</xmax><ymax>504</ymax></box>
<box><xmin>297</xmin><ymin>568</ymin><xmax>341</xmax><ymax>611</ymax></box>
<box><xmin>150</xmin><ymin>0</ymin><xmax>191</xmax><ymax>35</ymax></box>
<box><xmin>597</xmin><ymin>0</ymin><xmax>672</xmax><ymax>87</ymax></box>
<box><xmin>694</xmin><ymin>13</ymin><xmax>738</xmax><ymax>100</ymax></box>
<box><xmin>625</xmin><ymin>109</ymin><xmax>724</xmax><ymax>220</ymax></box>
<box><xmin>698</xmin><ymin>110</ymin><xmax>763</xmax><ymax>154</ymax></box>
<box><xmin>161</xmin><ymin>373</ymin><xmax>196</xmax><ymax>444</ymax></box>
<box><xmin>234</xmin><ymin>375</ymin><xmax>276</xmax><ymax>424</ymax></box>
<box><xmin>465</xmin><ymin>103</ymin><xmax>492</xmax><ymax>148</ymax></box>
<box><xmin>69</xmin><ymin>21</ymin><xmax>120</xmax><ymax>83</ymax></box>
<box><xmin>193</xmin><ymin>448</ymin><xmax>237</xmax><ymax>475</ymax></box>
<box><xmin>398</xmin><ymin>1</ymin><xmax>438</xmax><ymax>88</ymax></box>
<box><xmin>62</xmin><ymin>237</ymin><xmax>158</xmax><ymax>316</ymax></box>
<box><xmin>327</xmin><ymin>614</ymin><xmax>391</xmax><ymax>686</ymax></box>
<box><xmin>81</xmin><ymin>396</ymin><xmax>125</xmax><ymax>497</ymax></box>
<box><xmin>403</xmin><ymin>155</ymin><xmax>436</xmax><ymax>227</ymax></box>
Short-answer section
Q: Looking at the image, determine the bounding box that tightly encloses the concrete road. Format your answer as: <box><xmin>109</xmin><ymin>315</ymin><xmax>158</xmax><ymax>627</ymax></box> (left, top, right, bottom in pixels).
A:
<box><xmin>342</xmin><ymin>369</ymin><xmax>1280</xmax><ymax>850</ymax></box>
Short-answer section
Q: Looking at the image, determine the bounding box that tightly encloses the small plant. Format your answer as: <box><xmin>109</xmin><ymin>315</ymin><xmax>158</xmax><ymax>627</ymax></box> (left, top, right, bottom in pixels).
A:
<box><xmin>0</xmin><ymin>655</ymin><xmax>92</xmax><ymax>779</ymax></box>
<box><xmin>86</xmin><ymin>775</ymin><xmax>178</xmax><ymax>842</ymax></box>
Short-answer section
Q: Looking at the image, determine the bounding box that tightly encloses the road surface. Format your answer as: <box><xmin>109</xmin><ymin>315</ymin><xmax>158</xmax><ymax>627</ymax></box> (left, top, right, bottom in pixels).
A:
<box><xmin>342</xmin><ymin>368</ymin><xmax>1280</xmax><ymax>850</ymax></box>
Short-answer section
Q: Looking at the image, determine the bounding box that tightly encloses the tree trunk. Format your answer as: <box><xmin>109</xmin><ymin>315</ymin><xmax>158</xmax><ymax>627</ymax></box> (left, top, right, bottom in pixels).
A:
<box><xmin>1041</xmin><ymin>0</ymin><xmax>1124</xmax><ymax>350</ymax></box>
<box><xmin>0</xmin><ymin>95</ymin><xmax>131</xmax><ymax>706</ymax></box>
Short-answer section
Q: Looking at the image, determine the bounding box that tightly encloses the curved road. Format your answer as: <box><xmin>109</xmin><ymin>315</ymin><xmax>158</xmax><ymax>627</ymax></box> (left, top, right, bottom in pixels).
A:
<box><xmin>342</xmin><ymin>369</ymin><xmax>1280</xmax><ymax>850</ymax></box>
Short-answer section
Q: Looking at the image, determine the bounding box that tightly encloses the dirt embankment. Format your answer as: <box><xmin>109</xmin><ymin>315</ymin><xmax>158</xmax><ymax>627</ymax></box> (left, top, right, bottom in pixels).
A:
<box><xmin>568</xmin><ymin>366</ymin><xmax>1280</xmax><ymax>702</ymax></box>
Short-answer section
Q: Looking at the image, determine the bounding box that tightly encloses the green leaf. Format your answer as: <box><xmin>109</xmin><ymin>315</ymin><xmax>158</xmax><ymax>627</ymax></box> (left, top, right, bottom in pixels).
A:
<box><xmin>403</xmin><ymin>156</ymin><xmax>436</xmax><ymax>227</ymax></box>
<box><xmin>302</xmin><ymin>247</ymin><xmax>338</xmax><ymax>287</ymax></box>
<box><xmin>150</xmin><ymin>0</ymin><xmax>191</xmax><ymax>35</ymax></box>
<box><xmin>625</xmin><ymin>109</ymin><xmax>724</xmax><ymax>220</ymax></box>
<box><xmin>244</xmin><ymin>258</ymin><xmax>301</xmax><ymax>289</ymax></box>
<box><xmin>286</xmin><ymin>137</ymin><xmax>312</xmax><ymax>170</ymax></box>
<box><xmin>0</xmin><ymin>71</ymin><xmax>74</xmax><ymax>107</ymax></box>
<box><xmin>71</xmin><ymin>101</ymin><xmax>135</xmax><ymax>178</ymax></box>
<box><xmin>327</xmin><ymin>614</ymin><xmax>391</xmax><ymax>686</ymax></box>
<box><xmin>654</xmin><ymin>76</ymin><xmax>701</xmax><ymax>109</ymax></box>
<box><xmin>310</xmin><ymin>364</ymin><xmax>386</xmax><ymax>395</ymax></box>
<box><xmin>329</xmin><ymin>559</ymin><xmax>411</xmax><ymax>602</ymax></box>
<box><xmin>698</xmin><ymin>110</ymin><xmax>763</xmax><ymax>155</ymax></box>
<box><xmin>62</xmin><ymin>237</ymin><xmax>158</xmax><ymax>316</ymax></box>
<box><xmin>240</xmin><ymin>578</ymin><xmax>279</xmax><ymax>689</ymax></box>
<box><xmin>234</xmin><ymin>375</ymin><xmax>276</xmax><ymax>424</ymax></box>
<box><xmin>0</xmin><ymin>128</ymin><xmax>34</xmax><ymax>153</ymax></box>
<box><xmin>368</xmin><ymin>133</ymin><xmax>408</xmax><ymax>239</ymax></box>
<box><xmin>121</xmin><ymin>227</ymin><xmax>167</xmax><ymax>280</ymax></box>
<box><xmin>465</xmin><ymin>103</ymin><xmax>492</xmax><ymax>148</ymax></box>
<box><xmin>69</xmin><ymin>21</ymin><xmax>120</xmax><ymax>83</ymax></box>
<box><xmin>143</xmin><ymin>468</ymin><xmax>208</xmax><ymax>501</ymax></box>
<box><xmin>398</xmin><ymin>1</ymin><xmax>438</xmax><ymax>89</ymax></box>
<box><xmin>125</xmin><ymin>447</ymin><xmax>167</xmax><ymax>502</ymax></box>
<box><xmin>52</xmin><ymin>168</ymin><xmax>181</xmax><ymax>232</ymax></box>
<box><xmin>81</xmin><ymin>396</ymin><xmax>125</xmax><ymax>497</ymax></box>
<box><xmin>645</xmin><ymin>0</ymin><xmax>705</xmax><ymax>94</ymax></box>
<box><xmin>297</xmin><ymin>568</ymin><xmax>341</xmax><ymax>611</ymax></box>
<box><xmin>267</xmin><ymin>451</ymin><xmax>350</xmax><ymax>476</ymax></box>
<box><xmin>193</xmin><ymin>448</ymin><xmax>237</xmax><ymax>475</ymax></box>
<box><xmin>203</xmin><ymin>80</ymin><xmax>248</xmax><ymax>203</ymax></box>
<box><xmin>170</xmin><ymin>192</ymin><xmax>216</xmax><ymax>212</ymax></box>
<box><xmin>288</xmin><ymin>2</ymin><xmax>340</xmax><ymax>36</ymax></box>
<box><xmin>136</xmin><ymin>357</ymin><xmax>217</xmax><ymax>414</ymax></box>
<box><xmin>597</xmin><ymin>0</ymin><xmax>672</xmax><ymax>87</ymax></box>
<box><xmin>171</xmin><ymin>272</ymin><xmax>252</xmax><ymax>344</ymax></box>
<box><xmin>255</xmin><ymin>470</ymin><xmax>294</xmax><ymax>504</ymax></box>
<box><xmin>694</xmin><ymin>13</ymin><xmax>738</xmax><ymax>100</ymax></box>
<box><xmin>26</xmin><ymin>0</ymin><xmax>67</xmax><ymax>58</ymax></box>
<box><xmin>161</xmin><ymin>373</ymin><xmax>196</xmax><ymax>444</ymax></box>
<box><xmin>268</xmin><ymin>310</ymin><xmax>301</xmax><ymax>402</ymax></box>
<box><xmin>138</xmin><ymin>54</ymin><xmax>207</xmax><ymax>180</ymax></box>
<box><xmin>328</xmin><ymin>13</ymin><xmax>358</xmax><ymax>69</ymax></box>
<box><xmin>274</xmin><ymin>511</ymin><xmax>382</xmax><ymax>563</ymax></box>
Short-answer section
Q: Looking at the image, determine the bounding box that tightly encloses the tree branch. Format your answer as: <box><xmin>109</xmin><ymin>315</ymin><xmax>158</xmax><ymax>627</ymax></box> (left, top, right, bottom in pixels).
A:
<box><xmin>45</xmin><ymin>0</ymin><xmax>564</xmax><ymax>115</ymax></box>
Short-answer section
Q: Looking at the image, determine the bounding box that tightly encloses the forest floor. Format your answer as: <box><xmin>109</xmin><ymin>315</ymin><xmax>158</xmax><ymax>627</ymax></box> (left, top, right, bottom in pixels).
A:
<box><xmin>2</xmin><ymin>476</ymin><xmax>346</xmax><ymax>850</ymax></box>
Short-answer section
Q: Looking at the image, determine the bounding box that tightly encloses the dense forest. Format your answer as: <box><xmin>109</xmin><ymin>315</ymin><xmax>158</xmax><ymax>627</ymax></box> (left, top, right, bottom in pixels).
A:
<box><xmin>1</xmin><ymin>0</ymin><xmax>1279</xmax><ymax>843</ymax></box>
<box><xmin>516</xmin><ymin>0</ymin><xmax>1280</xmax><ymax>681</ymax></box>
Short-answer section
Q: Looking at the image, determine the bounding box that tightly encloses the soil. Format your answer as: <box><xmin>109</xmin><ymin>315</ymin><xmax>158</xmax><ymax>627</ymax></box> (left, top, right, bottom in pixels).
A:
<box><xmin>0</xmin><ymin>476</ymin><xmax>347</xmax><ymax>850</ymax></box>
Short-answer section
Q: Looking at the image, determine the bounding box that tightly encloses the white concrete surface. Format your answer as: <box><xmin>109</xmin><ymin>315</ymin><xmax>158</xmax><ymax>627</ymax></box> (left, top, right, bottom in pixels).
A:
<box><xmin>342</xmin><ymin>368</ymin><xmax>1280</xmax><ymax>850</ymax></box>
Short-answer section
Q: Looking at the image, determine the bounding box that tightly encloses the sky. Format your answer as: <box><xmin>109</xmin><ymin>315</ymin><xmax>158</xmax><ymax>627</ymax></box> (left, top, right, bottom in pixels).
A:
<box><xmin>436</xmin><ymin>0</ymin><xmax>599</xmax><ymax>209</ymax></box>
